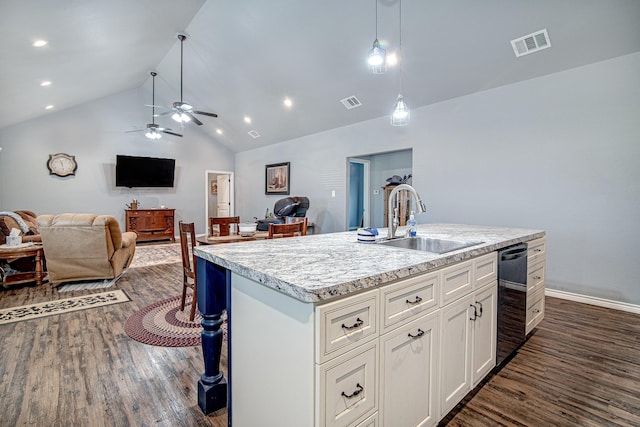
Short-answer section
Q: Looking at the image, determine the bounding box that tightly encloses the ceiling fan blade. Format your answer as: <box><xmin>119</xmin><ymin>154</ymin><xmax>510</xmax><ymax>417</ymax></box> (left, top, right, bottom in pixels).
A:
<box><xmin>156</xmin><ymin>111</ymin><xmax>173</xmax><ymax>117</ymax></box>
<box><xmin>145</xmin><ymin>104</ymin><xmax>167</xmax><ymax>109</ymax></box>
<box><xmin>193</xmin><ymin>110</ymin><xmax>218</xmax><ymax>118</ymax></box>
<box><xmin>161</xmin><ymin>129</ymin><xmax>183</xmax><ymax>137</ymax></box>
<box><xmin>186</xmin><ymin>112</ymin><xmax>203</xmax><ymax>126</ymax></box>
<box><xmin>125</xmin><ymin>129</ymin><xmax>144</xmax><ymax>133</ymax></box>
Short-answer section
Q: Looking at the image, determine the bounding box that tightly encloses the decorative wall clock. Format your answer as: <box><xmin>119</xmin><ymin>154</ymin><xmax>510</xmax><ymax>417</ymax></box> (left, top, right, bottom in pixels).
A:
<box><xmin>47</xmin><ymin>153</ymin><xmax>77</xmax><ymax>177</ymax></box>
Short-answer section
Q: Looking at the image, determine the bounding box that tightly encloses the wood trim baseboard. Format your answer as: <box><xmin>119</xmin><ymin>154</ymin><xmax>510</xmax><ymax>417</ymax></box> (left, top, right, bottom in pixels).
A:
<box><xmin>545</xmin><ymin>288</ymin><xmax>640</xmax><ymax>314</ymax></box>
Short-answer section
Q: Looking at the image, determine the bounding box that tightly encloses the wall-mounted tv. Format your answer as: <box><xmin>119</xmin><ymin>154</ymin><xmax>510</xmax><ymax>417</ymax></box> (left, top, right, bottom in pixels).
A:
<box><xmin>115</xmin><ymin>155</ymin><xmax>176</xmax><ymax>188</ymax></box>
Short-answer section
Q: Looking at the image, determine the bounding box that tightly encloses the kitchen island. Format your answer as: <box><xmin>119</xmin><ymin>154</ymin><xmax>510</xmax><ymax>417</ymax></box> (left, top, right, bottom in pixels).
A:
<box><xmin>194</xmin><ymin>223</ymin><xmax>545</xmax><ymax>426</ymax></box>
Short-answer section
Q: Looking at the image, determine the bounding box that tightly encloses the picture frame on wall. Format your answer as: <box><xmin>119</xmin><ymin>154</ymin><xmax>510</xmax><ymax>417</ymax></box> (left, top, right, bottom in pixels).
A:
<box><xmin>210</xmin><ymin>180</ymin><xmax>218</xmax><ymax>195</ymax></box>
<box><xmin>265</xmin><ymin>162</ymin><xmax>290</xmax><ymax>195</ymax></box>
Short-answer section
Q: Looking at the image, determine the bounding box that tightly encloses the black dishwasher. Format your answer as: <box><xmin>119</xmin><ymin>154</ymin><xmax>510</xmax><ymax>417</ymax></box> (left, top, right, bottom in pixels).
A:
<box><xmin>496</xmin><ymin>243</ymin><xmax>528</xmax><ymax>366</ymax></box>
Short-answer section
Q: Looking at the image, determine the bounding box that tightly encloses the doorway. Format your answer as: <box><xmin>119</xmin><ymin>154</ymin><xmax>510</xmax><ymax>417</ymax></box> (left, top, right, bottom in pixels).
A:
<box><xmin>348</xmin><ymin>158</ymin><xmax>370</xmax><ymax>230</ymax></box>
<box><xmin>204</xmin><ymin>170</ymin><xmax>235</xmax><ymax>235</ymax></box>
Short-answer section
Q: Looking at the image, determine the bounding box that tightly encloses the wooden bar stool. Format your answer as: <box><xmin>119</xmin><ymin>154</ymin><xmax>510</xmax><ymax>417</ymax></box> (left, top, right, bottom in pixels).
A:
<box><xmin>178</xmin><ymin>221</ymin><xmax>198</xmax><ymax>321</ymax></box>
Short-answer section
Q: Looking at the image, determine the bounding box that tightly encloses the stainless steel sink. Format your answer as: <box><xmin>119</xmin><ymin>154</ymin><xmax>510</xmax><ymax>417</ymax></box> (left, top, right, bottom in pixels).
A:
<box><xmin>378</xmin><ymin>237</ymin><xmax>484</xmax><ymax>254</ymax></box>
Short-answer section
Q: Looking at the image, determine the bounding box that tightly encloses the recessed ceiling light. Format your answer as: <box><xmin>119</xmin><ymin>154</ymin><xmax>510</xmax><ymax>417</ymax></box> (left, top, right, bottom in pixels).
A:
<box><xmin>283</xmin><ymin>98</ymin><xmax>293</xmax><ymax>108</ymax></box>
<box><xmin>216</xmin><ymin>129</ymin><xmax>223</xmax><ymax>135</ymax></box>
<box><xmin>40</xmin><ymin>81</ymin><xmax>52</xmax><ymax>87</ymax></box>
<box><xmin>244</xmin><ymin>116</ymin><xmax>252</xmax><ymax>124</ymax></box>
<box><xmin>33</xmin><ymin>40</ymin><xmax>48</xmax><ymax>47</ymax></box>
<box><xmin>45</xmin><ymin>105</ymin><xmax>54</xmax><ymax>110</ymax></box>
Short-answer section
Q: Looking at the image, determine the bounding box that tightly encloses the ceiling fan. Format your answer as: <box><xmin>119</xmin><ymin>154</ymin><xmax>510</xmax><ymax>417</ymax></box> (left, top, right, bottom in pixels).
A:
<box><xmin>163</xmin><ymin>33</ymin><xmax>218</xmax><ymax>126</ymax></box>
<box><xmin>127</xmin><ymin>71</ymin><xmax>183</xmax><ymax>139</ymax></box>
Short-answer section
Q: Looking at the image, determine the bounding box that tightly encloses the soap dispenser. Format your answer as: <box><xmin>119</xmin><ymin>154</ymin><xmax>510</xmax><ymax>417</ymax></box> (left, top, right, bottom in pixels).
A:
<box><xmin>407</xmin><ymin>211</ymin><xmax>417</xmax><ymax>238</ymax></box>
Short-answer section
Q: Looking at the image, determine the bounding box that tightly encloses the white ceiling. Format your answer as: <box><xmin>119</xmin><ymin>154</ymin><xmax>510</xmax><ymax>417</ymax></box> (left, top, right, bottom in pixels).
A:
<box><xmin>2</xmin><ymin>0</ymin><xmax>639</xmax><ymax>152</ymax></box>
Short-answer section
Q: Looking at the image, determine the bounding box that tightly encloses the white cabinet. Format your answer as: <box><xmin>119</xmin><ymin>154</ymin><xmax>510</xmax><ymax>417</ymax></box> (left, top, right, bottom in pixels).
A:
<box><xmin>470</xmin><ymin>283</ymin><xmax>497</xmax><ymax>386</ymax></box>
<box><xmin>526</xmin><ymin>237</ymin><xmax>546</xmax><ymax>334</ymax></box>
<box><xmin>317</xmin><ymin>340</ymin><xmax>379</xmax><ymax>427</ymax></box>
<box><xmin>380</xmin><ymin>311</ymin><xmax>439</xmax><ymax>427</ymax></box>
<box><xmin>439</xmin><ymin>281</ymin><xmax>497</xmax><ymax>416</ymax></box>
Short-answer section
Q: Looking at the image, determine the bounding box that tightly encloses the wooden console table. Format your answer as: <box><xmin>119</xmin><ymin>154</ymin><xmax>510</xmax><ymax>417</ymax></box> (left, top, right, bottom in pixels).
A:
<box><xmin>0</xmin><ymin>244</ymin><xmax>45</xmax><ymax>286</ymax></box>
<box><xmin>125</xmin><ymin>208</ymin><xmax>175</xmax><ymax>242</ymax></box>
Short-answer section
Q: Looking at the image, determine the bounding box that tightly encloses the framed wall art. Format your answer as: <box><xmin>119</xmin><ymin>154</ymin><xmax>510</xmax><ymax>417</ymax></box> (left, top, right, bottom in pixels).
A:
<box><xmin>265</xmin><ymin>162</ymin><xmax>290</xmax><ymax>195</ymax></box>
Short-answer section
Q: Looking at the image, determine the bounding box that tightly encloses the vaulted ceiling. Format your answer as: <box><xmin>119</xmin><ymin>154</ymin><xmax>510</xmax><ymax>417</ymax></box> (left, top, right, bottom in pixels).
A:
<box><xmin>2</xmin><ymin>0</ymin><xmax>639</xmax><ymax>152</ymax></box>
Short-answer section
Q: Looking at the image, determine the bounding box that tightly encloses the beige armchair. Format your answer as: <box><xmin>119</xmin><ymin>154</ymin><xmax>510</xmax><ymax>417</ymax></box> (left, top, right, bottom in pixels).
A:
<box><xmin>37</xmin><ymin>213</ymin><xmax>136</xmax><ymax>285</ymax></box>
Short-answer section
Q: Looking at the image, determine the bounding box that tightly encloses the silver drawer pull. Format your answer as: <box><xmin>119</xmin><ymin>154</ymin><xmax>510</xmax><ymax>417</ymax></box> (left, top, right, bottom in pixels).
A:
<box><xmin>341</xmin><ymin>383</ymin><xmax>363</xmax><ymax>399</ymax></box>
<box><xmin>475</xmin><ymin>301</ymin><xmax>483</xmax><ymax>317</ymax></box>
<box><xmin>533</xmin><ymin>275</ymin><xmax>542</xmax><ymax>280</ymax></box>
<box><xmin>342</xmin><ymin>318</ymin><xmax>364</xmax><ymax>330</ymax></box>
<box><xmin>533</xmin><ymin>308</ymin><xmax>540</xmax><ymax>313</ymax></box>
<box><xmin>405</xmin><ymin>296</ymin><xmax>423</xmax><ymax>305</ymax></box>
<box><xmin>408</xmin><ymin>329</ymin><xmax>425</xmax><ymax>339</ymax></box>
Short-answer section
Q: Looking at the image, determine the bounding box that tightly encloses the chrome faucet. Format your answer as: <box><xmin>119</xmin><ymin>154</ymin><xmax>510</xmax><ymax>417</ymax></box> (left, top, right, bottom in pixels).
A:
<box><xmin>387</xmin><ymin>184</ymin><xmax>426</xmax><ymax>239</ymax></box>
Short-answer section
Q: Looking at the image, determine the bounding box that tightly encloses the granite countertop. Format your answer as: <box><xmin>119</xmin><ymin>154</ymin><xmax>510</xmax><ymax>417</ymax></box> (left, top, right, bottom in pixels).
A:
<box><xmin>194</xmin><ymin>223</ymin><xmax>545</xmax><ymax>303</ymax></box>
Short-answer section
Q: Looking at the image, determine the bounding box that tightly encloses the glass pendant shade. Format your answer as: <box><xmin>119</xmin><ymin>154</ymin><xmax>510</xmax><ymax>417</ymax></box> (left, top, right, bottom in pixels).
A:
<box><xmin>391</xmin><ymin>94</ymin><xmax>410</xmax><ymax>126</ymax></box>
<box><xmin>368</xmin><ymin>39</ymin><xmax>386</xmax><ymax>74</ymax></box>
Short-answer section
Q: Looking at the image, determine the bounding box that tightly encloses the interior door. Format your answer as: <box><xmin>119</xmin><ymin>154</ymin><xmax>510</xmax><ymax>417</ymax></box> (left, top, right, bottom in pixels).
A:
<box><xmin>217</xmin><ymin>174</ymin><xmax>230</xmax><ymax>217</ymax></box>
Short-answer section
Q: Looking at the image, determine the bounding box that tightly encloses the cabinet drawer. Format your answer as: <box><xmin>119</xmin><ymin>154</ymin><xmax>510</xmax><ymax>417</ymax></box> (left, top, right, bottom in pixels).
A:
<box><xmin>316</xmin><ymin>289</ymin><xmax>379</xmax><ymax>364</ymax></box>
<box><xmin>527</xmin><ymin>260</ymin><xmax>545</xmax><ymax>295</ymax></box>
<box><xmin>527</xmin><ymin>237</ymin><xmax>546</xmax><ymax>264</ymax></box>
<box><xmin>354</xmin><ymin>412</ymin><xmax>378</xmax><ymax>427</ymax></box>
<box><xmin>526</xmin><ymin>288</ymin><xmax>545</xmax><ymax>335</ymax></box>
<box><xmin>380</xmin><ymin>272</ymin><xmax>439</xmax><ymax>334</ymax></box>
<box><xmin>317</xmin><ymin>341</ymin><xmax>378</xmax><ymax>427</ymax></box>
<box><xmin>474</xmin><ymin>252</ymin><xmax>497</xmax><ymax>289</ymax></box>
<box><xmin>440</xmin><ymin>260</ymin><xmax>473</xmax><ymax>306</ymax></box>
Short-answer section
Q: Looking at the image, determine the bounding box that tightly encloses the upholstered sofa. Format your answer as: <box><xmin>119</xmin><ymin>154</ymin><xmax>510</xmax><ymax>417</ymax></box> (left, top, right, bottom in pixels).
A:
<box><xmin>36</xmin><ymin>213</ymin><xmax>136</xmax><ymax>285</ymax></box>
<box><xmin>0</xmin><ymin>210</ymin><xmax>41</xmax><ymax>245</ymax></box>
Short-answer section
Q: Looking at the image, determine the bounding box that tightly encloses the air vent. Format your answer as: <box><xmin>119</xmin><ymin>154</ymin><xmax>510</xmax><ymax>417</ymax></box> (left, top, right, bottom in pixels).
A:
<box><xmin>511</xmin><ymin>29</ymin><xmax>551</xmax><ymax>57</ymax></box>
<box><xmin>340</xmin><ymin>96</ymin><xmax>362</xmax><ymax>110</ymax></box>
<box><xmin>248</xmin><ymin>130</ymin><xmax>261</xmax><ymax>138</ymax></box>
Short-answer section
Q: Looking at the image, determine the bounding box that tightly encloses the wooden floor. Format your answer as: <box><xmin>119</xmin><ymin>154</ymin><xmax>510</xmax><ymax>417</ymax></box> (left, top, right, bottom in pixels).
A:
<box><xmin>1</xmin><ymin>261</ymin><xmax>639</xmax><ymax>427</ymax></box>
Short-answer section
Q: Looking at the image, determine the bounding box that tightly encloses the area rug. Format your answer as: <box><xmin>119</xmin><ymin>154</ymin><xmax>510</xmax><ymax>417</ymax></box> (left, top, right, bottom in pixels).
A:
<box><xmin>0</xmin><ymin>290</ymin><xmax>130</xmax><ymax>325</ymax></box>
<box><xmin>129</xmin><ymin>242</ymin><xmax>182</xmax><ymax>269</ymax></box>
<box><xmin>124</xmin><ymin>294</ymin><xmax>226</xmax><ymax>347</ymax></box>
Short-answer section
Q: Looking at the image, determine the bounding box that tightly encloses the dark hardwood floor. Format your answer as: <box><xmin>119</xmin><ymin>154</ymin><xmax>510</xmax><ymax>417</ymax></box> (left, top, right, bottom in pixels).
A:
<box><xmin>1</xmin><ymin>260</ymin><xmax>639</xmax><ymax>427</ymax></box>
<box><xmin>0</xmin><ymin>262</ymin><xmax>227</xmax><ymax>427</ymax></box>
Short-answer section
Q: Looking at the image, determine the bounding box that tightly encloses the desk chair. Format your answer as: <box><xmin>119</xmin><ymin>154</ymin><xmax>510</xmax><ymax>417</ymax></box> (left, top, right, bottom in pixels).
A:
<box><xmin>209</xmin><ymin>216</ymin><xmax>240</xmax><ymax>236</ymax></box>
<box><xmin>178</xmin><ymin>221</ymin><xmax>198</xmax><ymax>321</ymax></box>
<box><xmin>268</xmin><ymin>219</ymin><xmax>307</xmax><ymax>239</ymax></box>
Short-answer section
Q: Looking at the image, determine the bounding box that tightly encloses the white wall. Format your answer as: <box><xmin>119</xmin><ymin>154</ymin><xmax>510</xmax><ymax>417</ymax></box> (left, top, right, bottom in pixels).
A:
<box><xmin>235</xmin><ymin>53</ymin><xmax>640</xmax><ymax>305</ymax></box>
<box><xmin>0</xmin><ymin>87</ymin><xmax>234</xmax><ymax>234</ymax></box>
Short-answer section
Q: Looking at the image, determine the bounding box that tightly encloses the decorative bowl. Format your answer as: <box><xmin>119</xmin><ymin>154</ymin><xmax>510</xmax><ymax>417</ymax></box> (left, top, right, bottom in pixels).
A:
<box><xmin>239</xmin><ymin>223</ymin><xmax>257</xmax><ymax>236</ymax></box>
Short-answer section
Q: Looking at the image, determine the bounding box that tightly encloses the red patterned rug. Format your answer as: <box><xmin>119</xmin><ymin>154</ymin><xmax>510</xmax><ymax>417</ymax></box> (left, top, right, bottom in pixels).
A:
<box><xmin>124</xmin><ymin>294</ymin><xmax>224</xmax><ymax>347</ymax></box>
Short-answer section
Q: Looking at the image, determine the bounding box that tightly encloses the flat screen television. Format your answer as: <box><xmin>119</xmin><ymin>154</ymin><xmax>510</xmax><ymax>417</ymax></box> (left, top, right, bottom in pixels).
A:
<box><xmin>115</xmin><ymin>155</ymin><xmax>176</xmax><ymax>188</ymax></box>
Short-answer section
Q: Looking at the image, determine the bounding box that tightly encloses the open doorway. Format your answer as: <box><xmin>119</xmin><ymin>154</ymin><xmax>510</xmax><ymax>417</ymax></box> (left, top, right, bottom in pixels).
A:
<box><xmin>347</xmin><ymin>149</ymin><xmax>412</xmax><ymax>230</ymax></box>
<box><xmin>204</xmin><ymin>170</ymin><xmax>235</xmax><ymax>235</ymax></box>
<box><xmin>348</xmin><ymin>158</ymin><xmax>370</xmax><ymax>230</ymax></box>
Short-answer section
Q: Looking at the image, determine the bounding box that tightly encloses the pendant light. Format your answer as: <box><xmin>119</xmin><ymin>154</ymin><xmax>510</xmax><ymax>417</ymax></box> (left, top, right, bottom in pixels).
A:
<box><xmin>391</xmin><ymin>0</ymin><xmax>409</xmax><ymax>126</ymax></box>
<box><xmin>367</xmin><ymin>0</ymin><xmax>386</xmax><ymax>74</ymax></box>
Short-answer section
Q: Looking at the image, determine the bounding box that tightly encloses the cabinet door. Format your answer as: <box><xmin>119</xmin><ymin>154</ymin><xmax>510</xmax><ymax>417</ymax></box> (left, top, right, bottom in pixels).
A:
<box><xmin>380</xmin><ymin>311</ymin><xmax>439</xmax><ymax>427</ymax></box>
<box><xmin>439</xmin><ymin>294</ymin><xmax>473</xmax><ymax>417</ymax></box>
<box><xmin>471</xmin><ymin>282</ymin><xmax>497</xmax><ymax>386</ymax></box>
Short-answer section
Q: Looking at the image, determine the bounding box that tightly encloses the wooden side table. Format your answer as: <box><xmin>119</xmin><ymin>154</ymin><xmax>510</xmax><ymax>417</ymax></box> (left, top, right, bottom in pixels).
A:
<box><xmin>0</xmin><ymin>244</ymin><xmax>45</xmax><ymax>286</ymax></box>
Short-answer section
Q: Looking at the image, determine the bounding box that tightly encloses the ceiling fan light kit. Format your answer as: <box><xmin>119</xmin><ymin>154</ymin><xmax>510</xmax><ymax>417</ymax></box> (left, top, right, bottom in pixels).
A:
<box><xmin>168</xmin><ymin>33</ymin><xmax>218</xmax><ymax>127</ymax></box>
<box><xmin>126</xmin><ymin>71</ymin><xmax>183</xmax><ymax>140</ymax></box>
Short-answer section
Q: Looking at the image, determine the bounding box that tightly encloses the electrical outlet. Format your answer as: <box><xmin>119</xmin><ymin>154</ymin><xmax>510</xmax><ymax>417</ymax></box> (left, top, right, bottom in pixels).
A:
<box><xmin>373</xmin><ymin>189</ymin><xmax>380</xmax><ymax>195</ymax></box>
<box><xmin>331</xmin><ymin>190</ymin><xmax>336</xmax><ymax>198</ymax></box>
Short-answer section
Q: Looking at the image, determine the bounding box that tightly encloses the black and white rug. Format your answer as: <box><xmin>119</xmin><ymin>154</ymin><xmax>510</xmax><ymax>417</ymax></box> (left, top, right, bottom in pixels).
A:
<box><xmin>0</xmin><ymin>290</ymin><xmax>130</xmax><ymax>325</ymax></box>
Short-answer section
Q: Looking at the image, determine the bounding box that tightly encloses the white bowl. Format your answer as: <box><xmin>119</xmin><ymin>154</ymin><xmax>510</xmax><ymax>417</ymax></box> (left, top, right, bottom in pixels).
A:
<box><xmin>238</xmin><ymin>223</ymin><xmax>257</xmax><ymax>236</ymax></box>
